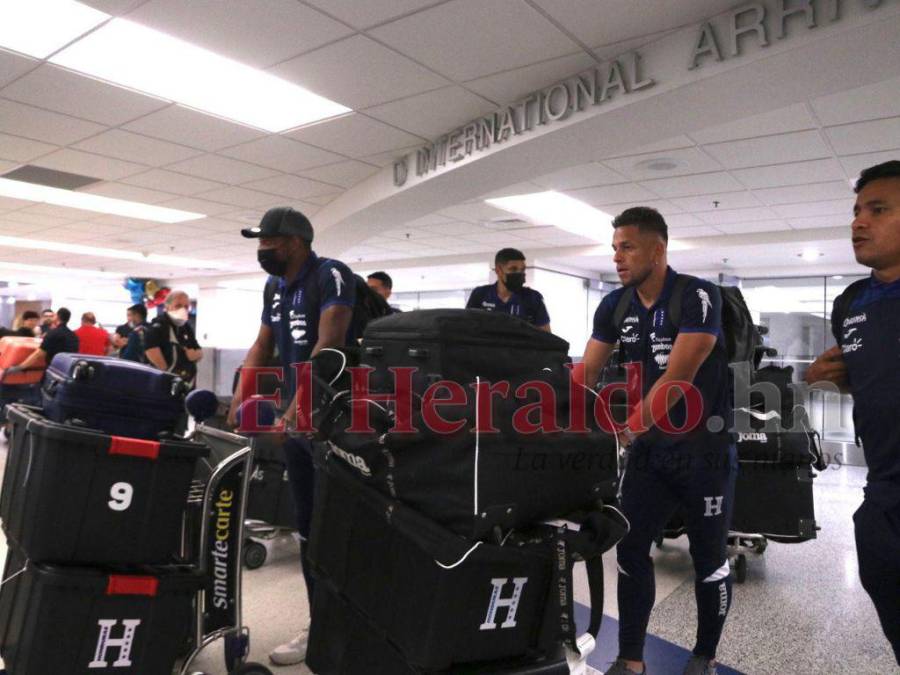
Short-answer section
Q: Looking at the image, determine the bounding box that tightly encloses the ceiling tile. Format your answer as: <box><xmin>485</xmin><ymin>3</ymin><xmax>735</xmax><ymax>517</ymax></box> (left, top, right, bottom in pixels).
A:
<box><xmin>122</xmin><ymin>168</ymin><xmax>227</xmax><ymax>195</ymax></box>
<box><xmin>74</xmin><ymin>129</ymin><xmax>202</xmax><ymax>166</ymax></box>
<box><xmin>689</xmin><ymin>103</ymin><xmax>818</xmax><ymax>145</ymax></box>
<box><xmin>461</xmin><ymin>51</ymin><xmax>595</xmax><ymax>104</ymax></box>
<box><xmin>662</xmin><ymin>213</ymin><xmax>706</xmax><ymax>228</ymax></box>
<box><xmin>733</xmin><ymin>158</ymin><xmax>845</xmax><ymax>189</ymax></box>
<box><xmin>696</xmin><ymin>206</ymin><xmax>779</xmax><ymax>226</ymax></box>
<box><xmin>669</xmin><ymin>191</ymin><xmax>761</xmax><ymax>212</ymax></box>
<box><xmin>603</xmin><ymin>136</ymin><xmax>694</xmax><ymax>159</ymax></box>
<box><xmin>640</xmin><ymin>171</ymin><xmax>744</xmax><ymax>197</ymax></box>
<box><xmin>825</xmin><ymin>117</ymin><xmax>900</xmax><ymax>156</ymax></box>
<box><xmin>0</xmin><ymin>133</ymin><xmax>56</xmax><ymax>163</ymax></box>
<box><xmin>599</xmin><ymin>199</ymin><xmax>684</xmax><ymax>217</ymax></box>
<box><xmin>604</xmin><ymin>147</ymin><xmax>724</xmax><ymax>180</ymax></box>
<box><xmin>369</xmin><ymin>0</ymin><xmax>580</xmax><ymax>82</ymax></box>
<box><xmin>566</xmin><ymin>183</ymin><xmax>657</xmax><ymax>206</ymax></box>
<box><xmin>752</xmin><ymin>182</ymin><xmax>850</xmax><ymax>206</ymax></box>
<box><xmin>840</xmin><ymin>151</ymin><xmax>900</xmax><ymax>181</ymax></box>
<box><xmin>270</xmin><ymin>35</ymin><xmax>450</xmax><ymax>110</ymax></box>
<box><xmin>364</xmin><ymin>86</ymin><xmax>494</xmax><ymax>140</ymax></box>
<box><xmin>0</xmin><ymin>196</ymin><xmax>32</xmax><ymax>212</ymax></box>
<box><xmin>715</xmin><ymin>220</ymin><xmax>788</xmax><ymax>235</ymax></box>
<box><xmin>80</xmin><ymin>182</ymin><xmax>177</xmax><ymax>204</ymax></box>
<box><xmin>166</xmin><ymin>153</ymin><xmax>278</xmax><ymax>184</ymax></box>
<box><xmin>811</xmin><ymin>76</ymin><xmax>900</xmax><ymax>127</ymax></box>
<box><xmin>286</xmin><ymin>113</ymin><xmax>424</xmax><ymax>158</ymax></box>
<box><xmin>303</xmin><ymin>194</ymin><xmax>336</xmax><ymax>207</ymax></box>
<box><xmin>196</xmin><ymin>186</ymin><xmax>294</xmax><ymax>208</ymax></box>
<box><xmin>669</xmin><ymin>225</ymin><xmax>722</xmax><ymax>238</ymax></box>
<box><xmin>533</xmin><ymin>163</ymin><xmax>628</xmax><ymax>191</ymax></box>
<box><xmin>219</xmin><ymin>136</ymin><xmax>344</xmax><ymax>173</ymax></box>
<box><xmin>0</xmin><ymin>98</ymin><xmax>105</xmax><ymax>145</ymax></box>
<box><xmin>3</xmin><ymin>208</ymin><xmax>80</xmax><ymax>227</ymax></box>
<box><xmin>298</xmin><ymin>160</ymin><xmax>379</xmax><ymax>188</ymax></box>
<box><xmin>123</xmin><ymin>105</ymin><xmax>266</xmax><ymax>151</ymax></box>
<box><xmin>34</xmin><ymin>149</ymin><xmax>147</xmax><ymax>181</ymax></box>
<box><xmin>703</xmin><ymin>130</ymin><xmax>831</xmax><ymax>170</ymax></box>
<box><xmin>306</xmin><ymin>0</ymin><xmax>446</xmax><ymax>29</ymax></box>
<box><xmin>788</xmin><ymin>215</ymin><xmax>851</xmax><ymax>230</ymax></box>
<box><xmin>420</xmin><ymin>221</ymin><xmax>485</xmax><ymax>236</ymax></box>
<box><xmin>361</xmin><ymin>145</ymin><xmax>421</xmax><ymax>167</ymax></box>
<box><xmin>1</xmin><ymin>65</ymin><xmax>168</xmax><ymax>126</ymax></box>
<box><xmin>127</xmin><ymin>0</ymin><xmax>353</xmax><ymax>68</ymax></box>
<box><xmin>154</xmin><ymin>196</ymin><xmax>237</xmax><ymax>216</ymax></box>
<box><xmin>78</xmin><ymin>1</ymin><xmax>146</xmax><ymax>15</ymax></box>
<box><xmin>242</xmin><ymin>175</ymin><xmax>340</xmax><ymax>200</ymax></box>
<box><xmin>774</xmin><ymin>199</ymin><xmax>852</xmax><ymax>218</ymax></box>
<box><xmin>0</xmin><ymin>49</ymin><xmax>38</xmax><ymax>89</ymax></box>
<box><xmin>532</xmin><ymin>0</ymin><xmax>732</xmax><ymax>51</ymax></box>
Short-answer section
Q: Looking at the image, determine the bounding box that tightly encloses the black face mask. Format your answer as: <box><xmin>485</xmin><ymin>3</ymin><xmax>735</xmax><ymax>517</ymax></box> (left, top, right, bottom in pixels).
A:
<box><xmin>258</xmin><ymin>248</ymin><xmax>288</xmax><ymax>277</ymax></box>
<box><xmin>504</xmin><ymin>272</ymin><xmax>526</xmax><ymax>292</ymax></box>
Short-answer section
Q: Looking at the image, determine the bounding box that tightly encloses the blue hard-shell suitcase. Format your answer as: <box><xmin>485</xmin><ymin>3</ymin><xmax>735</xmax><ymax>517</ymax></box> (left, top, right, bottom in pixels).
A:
<box><xmin>42</xmin><ymin>354</ymin><xmax>189</xmax><ymax>440</ymax></box>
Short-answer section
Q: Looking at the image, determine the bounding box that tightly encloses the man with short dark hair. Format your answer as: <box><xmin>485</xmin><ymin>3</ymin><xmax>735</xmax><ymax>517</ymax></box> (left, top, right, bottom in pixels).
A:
<box><xmin>75</xmin><ymin>312</ymin><xmax>111</xmax><ymax>356</ymax></box>
<box><xmin>228</xmin><ymin>206</ymin><xmax>356</xmax><ymax>667</ymax></box>
<box><xmin>366</xmin><ymin>271</ymin><xmax>393</xmax><ymax>300</ymax></box>
<box><xmin>14</xmin><ymin>311</ymin><xmax>39</xmax><ymax>337</ymax></box>
<box><xmin>581</xmin><ymin>206</ymin><xmax>735</xmax><ymax>675</ymax></box>
<box><xmin>112</xmin><ymin>304</ymin><xmax>145</xmax><ymax>356</ymax></box>
<box><xmin>7</xmin><ymin>307</ymin><xmax>78</xmax><ymax>375</ymax></box>
<box><xmin>466</xmin><ymin>247</ymin><xmax>551</xmax><ymax>331</ymax></box>
<box><xmin>38</xmin><ymin>309</ymin><xmax>55</xmax><ymax>335</ymax></box>
<box><xmin>120</xmin><ymin>304</ymin><xmax>150</xmax><ymax>363</ymax></box>
<box><xmin>806</xmin><ymin>160</ymin><xmax>900</xmax><ymax>665</ymax></box>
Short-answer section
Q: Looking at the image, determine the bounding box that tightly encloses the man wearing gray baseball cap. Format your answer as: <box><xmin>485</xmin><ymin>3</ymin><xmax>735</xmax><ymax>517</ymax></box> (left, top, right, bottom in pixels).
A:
<box><xmin>231</xmin><ymin>206</ymin><xmax>356</xmax><ymax>666</ymax></box>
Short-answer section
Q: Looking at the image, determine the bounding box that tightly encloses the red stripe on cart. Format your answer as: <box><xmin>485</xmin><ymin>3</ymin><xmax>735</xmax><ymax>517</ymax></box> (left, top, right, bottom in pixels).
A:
<box><xmin>108</xmin><ymin>436</ymin><xmax>160</xmax><ymax>460</ymax></box>
<box><xmin>106</xmin><ymin>576</ymin><xmax>159</xmax><ymax>597</ymax></box>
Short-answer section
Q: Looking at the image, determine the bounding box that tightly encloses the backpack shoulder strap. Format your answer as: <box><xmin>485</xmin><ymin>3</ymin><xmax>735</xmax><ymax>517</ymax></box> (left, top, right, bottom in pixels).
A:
<box><xmin>831</xmin><ymin>278</ymin><xmax>869</xmax><ymax>345</ymax></box>
<box><xmin>667</xmin><ymin>274</ymin><xmax>692</xmax><ymax>329</ymax></box>
<box><xmin>612</xmin><ymin>287</ymin><xmax>635</xmax><ymax>333</ymax></box>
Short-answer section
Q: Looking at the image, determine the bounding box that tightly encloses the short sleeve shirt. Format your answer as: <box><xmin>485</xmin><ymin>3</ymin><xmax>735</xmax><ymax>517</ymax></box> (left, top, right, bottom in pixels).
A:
<box><xmin>40</xmin><ymin>325</ymin><xmax>79</xmax><ymax>363</ymax></box>
<box><xmin>591</xmin><ymin>267</ymin><xmax>730</xmax><ymax>434</ymax></box>
<box><xmin>261</xmin><ymin>251</ymin><xmax>356</xmax><ymax>393</ymax></box>
<box><xmin>466</xmin><ymin>284</ymin><xmax>550</xmax><ymax>327</ymax></box>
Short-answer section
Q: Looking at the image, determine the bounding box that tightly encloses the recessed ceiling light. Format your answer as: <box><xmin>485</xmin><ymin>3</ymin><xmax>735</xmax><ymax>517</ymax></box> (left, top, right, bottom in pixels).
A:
<box><xmin>486</xmin><ymin>191</ymin><xmax>613</xmax><ymax>242</ymax></box>
<box><xmin>49</xmin><ymin>16</ymin><xmax>350</xmax><ymax>132</ymax></box>
<box><xmin>0</xmin><ymin>0</ymin><xmax>108</xmax><ymax>59</ymax></box>
<box><xmin>0</xmin><ymin>235</ymin><xmax>229</xmax><ymax>270</ymax></box>
<box><xmin>832</xmin><ymin>275</ymin><xmax>844</xmax><ymax>280</ymax></box>
<box><xmin>634</xmin><ymin>157</ymin><xmax>685</xmax><ymax>172</ymax></box>
<box><xmin>0</xmin><ymin>178</ymin><xmax>203</xmax><ymax>223</ymax></box>
<box><xmin>799</xmin><ymin>248</ymin><xmax>823</xmax><ymax>261</ymax></box>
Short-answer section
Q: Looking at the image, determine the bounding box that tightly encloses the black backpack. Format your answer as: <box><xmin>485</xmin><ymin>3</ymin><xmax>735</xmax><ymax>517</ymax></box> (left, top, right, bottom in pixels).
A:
<box><xmin>264</xmin><ymin>259</ymin><xmax>392</xmax><ymax>342</ymax></box>
<box><xmin>612</xmin><ymin>274</ymin><xmax>762</xmax><ymax>365</ymax></box>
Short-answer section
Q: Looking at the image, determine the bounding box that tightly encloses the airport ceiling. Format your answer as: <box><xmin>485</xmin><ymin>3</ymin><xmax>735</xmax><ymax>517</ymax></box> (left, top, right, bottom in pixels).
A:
<box><xmin>0</xmin><ymin>0</ymin><xmax>897</xmax><ymax>281</ymax></box>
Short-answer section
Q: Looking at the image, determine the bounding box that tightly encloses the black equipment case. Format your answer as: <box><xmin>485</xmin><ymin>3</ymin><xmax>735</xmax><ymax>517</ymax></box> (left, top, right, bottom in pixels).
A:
<box><xmin>0</xmin><ymin>404</ymin><xmax>208</xmax><ymax>564</ymax></box>
<box><xmin>731</xmin><ymin>462</ymin><xmax>817</xmax><ymax>542</ymax></box>
<box><xmin>308</xmin><ymin>449</ymin><xmax>625</xmax><ymax>672</ymax></box>
<box><xmin>0</xmin><ymin>545</ymin><xmax>201</xmax><ymax>675</ymax></box>
<box><xmin>42</xmin><ymin>354</ymin><xmax>189</xmax><ymax>440</ymax></box>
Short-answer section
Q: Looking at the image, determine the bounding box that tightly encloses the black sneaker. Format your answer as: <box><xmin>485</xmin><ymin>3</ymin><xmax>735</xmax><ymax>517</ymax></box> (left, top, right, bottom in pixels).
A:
<box><xmin>605</xmin><ymin>659</ymin><xmax>647</xmax><ymax>675</ymax></box>
<box><xmin>682</xmin><ymin>655</ymin><xmax>717</xmax><ymax>675</ymax></box>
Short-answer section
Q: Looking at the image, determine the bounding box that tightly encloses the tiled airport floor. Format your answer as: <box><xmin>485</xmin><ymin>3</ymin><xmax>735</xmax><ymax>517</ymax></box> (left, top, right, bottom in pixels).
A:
<box><xmin>0</xmin><ymin>436</ymin><xmax>894</xmax><ymax>674</ymax></box>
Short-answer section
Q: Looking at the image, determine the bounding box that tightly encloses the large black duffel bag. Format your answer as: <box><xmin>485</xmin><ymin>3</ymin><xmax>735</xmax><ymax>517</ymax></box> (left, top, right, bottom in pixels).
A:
<box><xmin>308</xmin><ymin>449</ymin><xmax>627</xmax><ymax>672</ymax></box>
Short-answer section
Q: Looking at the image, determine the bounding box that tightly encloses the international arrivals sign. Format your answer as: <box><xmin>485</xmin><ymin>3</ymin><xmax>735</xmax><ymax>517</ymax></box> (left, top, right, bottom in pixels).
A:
<box><xmin>393</xmin><ymin>0</ymin><xmax>891</xmax><ymax>187</ymax></box>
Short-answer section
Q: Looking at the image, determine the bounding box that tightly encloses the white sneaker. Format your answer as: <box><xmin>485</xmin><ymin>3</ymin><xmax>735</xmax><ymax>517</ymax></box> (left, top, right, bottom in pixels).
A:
<box><xmin>269</xmin><ymin>629</ymin><xmax>309</xmax><ymax>666</ymax></box>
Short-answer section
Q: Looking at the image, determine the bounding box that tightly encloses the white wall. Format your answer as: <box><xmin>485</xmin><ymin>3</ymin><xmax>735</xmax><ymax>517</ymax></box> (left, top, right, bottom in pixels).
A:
<box><xmin>194</xmin><ymin>283</ymin><xmax>264</xmax><ymax>350</ymax></box>
<box><xmin>530</xmin><ymin>267</ymin><xmax>593</xmax><ymax>356</ymax></box>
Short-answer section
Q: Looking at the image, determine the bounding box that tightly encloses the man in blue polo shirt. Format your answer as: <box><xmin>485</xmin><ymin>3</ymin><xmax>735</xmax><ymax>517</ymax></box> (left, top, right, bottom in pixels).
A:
<box><xmin>807</xmin><ymin>160</ymin><xmax>900</xmax><ymax>666</ymax></box>
<box><xmin>228</xmin><ymin>206</ymin><xmax>355</xmax><ymax>667</ymax></box>
<box><xmin>580</xmin><ymin>207</ymin><xmax>735</xmax><ymax>675</ymax></box>
<box><xmin>466</xmin><ymin>247</ymin><xmax>551</xmax><ymax>331</ymax></box>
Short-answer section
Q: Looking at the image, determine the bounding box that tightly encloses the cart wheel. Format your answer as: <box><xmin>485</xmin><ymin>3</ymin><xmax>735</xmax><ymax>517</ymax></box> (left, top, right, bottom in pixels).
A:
<box><xmin>243</xmin><ymin>541</ymin><xmax>267</xmax><ymax>569</ymax></box>
<box><xmin>735</xmin><ymin>554</ymin><xmax>748</xmax><ymax>584</ymax></box>
<box><xmin>225</xmin><ymin>631</ymin><xmax>249</xmax><ymax>672</ymax></box>
<box><xmin>754</xmin><ymin>539</ymin><xmax>768</xmax><ymax>555</ymax></box>
<box><xmin>230</xmin><ymin>663</ymin><xmax>273</xmax><ymax>675</ymax></box>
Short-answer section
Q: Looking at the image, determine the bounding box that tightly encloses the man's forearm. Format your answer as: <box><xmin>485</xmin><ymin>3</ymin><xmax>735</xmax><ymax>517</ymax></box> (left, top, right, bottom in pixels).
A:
<box><xmin>627</xmin><ymin>371</ymin><xmax>690</xmax><ymax>437</ymax></box>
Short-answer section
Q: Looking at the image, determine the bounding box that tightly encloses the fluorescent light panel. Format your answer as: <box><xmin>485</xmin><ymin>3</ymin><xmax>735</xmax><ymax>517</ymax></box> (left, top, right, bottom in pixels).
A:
<box><xmin>0</xmin><ymin>178</ymin><xmax>203</xmax><ymax>223</ymax></box>
<box><xmin>49</xmin><ymin>15</ymin><xmax>351</xmax><ymax>132</ymax></box>
<box><xmin>0</xmin><ymin>261</ymin><xmax>122</xmax><ymax>279</ymax></box>
<box><xmin>0</xmin><ymin>235</ymin><xmax>229</xmax><ymax>270</ymax></box>
<box><xmin>487</xmin><ymin>191</ymin><xmax>613</xmax><ymax>242</ymax></box>
<box><xmin>0</xmin><ymin>0</ymin><xmax>108</xmax><ymax>59</ymax></box>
